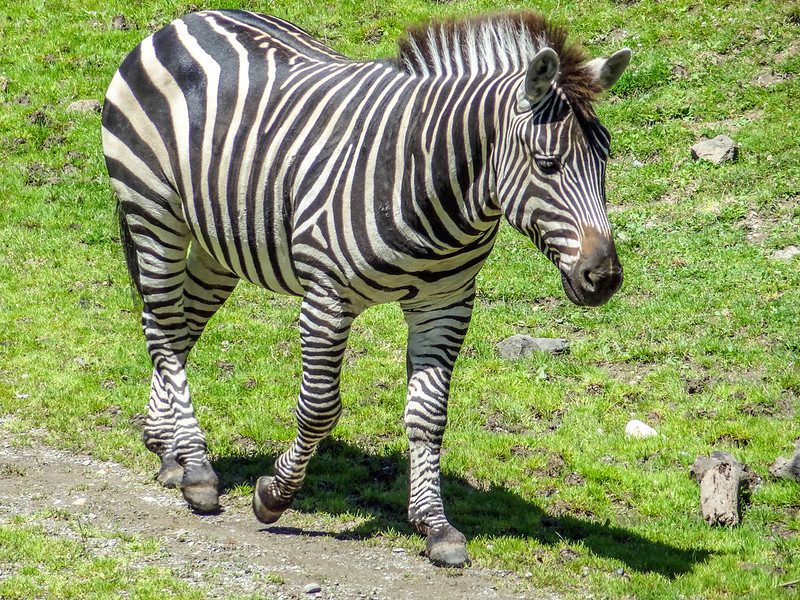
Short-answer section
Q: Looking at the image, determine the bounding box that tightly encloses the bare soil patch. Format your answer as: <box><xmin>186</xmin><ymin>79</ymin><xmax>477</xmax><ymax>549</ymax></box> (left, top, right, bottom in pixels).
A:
<box><xmin>0</xmin><ymin>422</ymin><xmax>555</xmax><ymax>600</ymax></box>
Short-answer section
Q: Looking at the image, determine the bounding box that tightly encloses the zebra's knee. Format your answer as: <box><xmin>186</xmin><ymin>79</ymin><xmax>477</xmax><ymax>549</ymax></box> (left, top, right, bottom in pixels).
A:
<box><xmin>404</xmin><ymin>389</ymin><xmax>448</xmax><ymax>444</ymax></box>
<box><xmin>296</xmin><ymin>390</ymin><xmax>342</xmax><ymax>441</ymax></box>
<box><xmin>404</xmin><ymin>411</ymin><xmax>446</xmax><ymax>445</ymax></box>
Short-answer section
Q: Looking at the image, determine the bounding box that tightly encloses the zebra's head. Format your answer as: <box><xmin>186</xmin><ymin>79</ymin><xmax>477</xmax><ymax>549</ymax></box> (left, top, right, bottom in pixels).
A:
<box><xmin>496</xmin><ymin>46</ymin><xmax>631</xmax><ymax>307</ymax></box>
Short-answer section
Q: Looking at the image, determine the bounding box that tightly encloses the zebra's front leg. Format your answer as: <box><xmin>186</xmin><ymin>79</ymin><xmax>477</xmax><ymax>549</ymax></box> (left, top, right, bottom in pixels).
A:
<box><xmin>253</xmin><ymin>289</ymin><xmax>354</xmax><ymax>524</ymax></box>
<box><xmin>403</xmin><ymin>290</ymin><xmax>474</xmax><ymax>567</ymax></box>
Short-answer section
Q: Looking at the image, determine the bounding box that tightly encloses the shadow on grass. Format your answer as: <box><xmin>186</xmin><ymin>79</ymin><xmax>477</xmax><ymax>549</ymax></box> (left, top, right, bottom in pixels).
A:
<box><xmin>211</xmin><ymin>438</ymin><xmax>710</xmax><ymax>578</ymax></box>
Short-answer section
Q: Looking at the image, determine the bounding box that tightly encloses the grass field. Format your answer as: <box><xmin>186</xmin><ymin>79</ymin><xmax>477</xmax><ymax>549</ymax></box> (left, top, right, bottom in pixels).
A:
<box><xmin>1</xmin><ymin>0</ymin><xmax>799</xmax><ymax>597</ymax></box>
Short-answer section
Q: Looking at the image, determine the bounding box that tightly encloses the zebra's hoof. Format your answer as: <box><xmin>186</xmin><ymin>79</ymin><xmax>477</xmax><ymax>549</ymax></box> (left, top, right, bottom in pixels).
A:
<box><xmin>181</xmin><ymin>463</ymin><xmax>220</xmax><ymax>514</ymax></box>
<box><xmin>425</xmin><ymin>525</ymin><xmax>471</xmax><ymax>568</ymax></box>
<box><xmin>252</xmin><ymin>476</ymin><xmax>292</xmax><ymax>525</ymax></box>
<box><xmin>156</xmin><ymin>454</ymin><xmax>184</xmax><ymax>489</ymax></box>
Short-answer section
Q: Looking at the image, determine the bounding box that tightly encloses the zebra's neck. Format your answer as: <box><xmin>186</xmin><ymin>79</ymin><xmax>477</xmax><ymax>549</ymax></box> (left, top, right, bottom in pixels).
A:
<box><xmin>392</xmin><ymin>71</ymin><xmax>507</xmax><ymax>255</ymax></box>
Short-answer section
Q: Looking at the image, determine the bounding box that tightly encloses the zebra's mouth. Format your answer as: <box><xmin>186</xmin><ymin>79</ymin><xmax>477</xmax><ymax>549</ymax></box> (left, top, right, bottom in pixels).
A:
<box><xmin>560</xmin><ymin>260</ymin><xmax>623</xmax><ymax>308</ymax></box>
<box><xmin>560</xmin><ymin>270</ymin><xmax>586</xmax><ymax>306</ymax></box>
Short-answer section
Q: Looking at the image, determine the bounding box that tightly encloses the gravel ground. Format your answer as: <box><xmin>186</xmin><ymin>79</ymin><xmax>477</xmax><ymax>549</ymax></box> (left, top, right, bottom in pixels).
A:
<box><xmin>0</xmin><ymin>422</ymin><xmax>558</xmax><ymax>599</ymax></box>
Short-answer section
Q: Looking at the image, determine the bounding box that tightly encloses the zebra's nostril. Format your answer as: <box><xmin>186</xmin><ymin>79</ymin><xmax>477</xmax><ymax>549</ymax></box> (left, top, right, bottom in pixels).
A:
<box><xmin>580</xmin><ymin>264</ymin><xmax>596</xmax><ymax>291</ymax></box>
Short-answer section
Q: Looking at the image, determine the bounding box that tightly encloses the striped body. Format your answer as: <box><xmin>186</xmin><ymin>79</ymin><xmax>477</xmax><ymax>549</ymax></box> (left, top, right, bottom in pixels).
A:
<box><xmin>104</xmin><ymin>11</ymin><xmax>505</xmax><ymax>308</ymax></box>
<box><xmin>102</xmin><ymin>9</ymin><xmax>628</xmax><ymax>565</ymax></box>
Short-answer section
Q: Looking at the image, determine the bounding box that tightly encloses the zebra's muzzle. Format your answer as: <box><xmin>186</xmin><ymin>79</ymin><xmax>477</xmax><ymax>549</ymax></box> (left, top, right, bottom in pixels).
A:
<box><xmin>560</xmin><ymin>237</ymin><xmax>623</xmax><ymax>307</ymax></box>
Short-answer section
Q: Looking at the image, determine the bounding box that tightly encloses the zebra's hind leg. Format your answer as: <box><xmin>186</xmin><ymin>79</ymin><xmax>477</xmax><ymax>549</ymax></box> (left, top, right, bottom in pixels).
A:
<box><xmin>131</xmin><ymin>232</ymin><xmax>228</xmax><ymax>512</ymax></box>
<box><xmin>149</xmin><ymin>244</ymin><xmax>239</xmax><ymax>490</ymax></box>
<box><xmin>401</xmin><ymin>289</ymin><xmax>475</xmax><ymax>568</ymax></box>
<box><xmin>253</xmin><ymin>289</ymin><xmax>355</xmax><ymax>524</ymax></box>
<box><xmin>125</xmin><ymin>210</ymin><xmax>200</xmax><ymax>502</ymax></box>
<box><xmin>175</xmin><ymin>243</ymin><xmax>240</xmax><ymax>505</ymax></box>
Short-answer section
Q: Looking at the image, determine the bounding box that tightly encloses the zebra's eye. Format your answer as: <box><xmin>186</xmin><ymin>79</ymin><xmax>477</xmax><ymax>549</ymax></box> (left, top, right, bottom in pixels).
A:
<box><xmin>534</xmin><ymin>155</ymin><xmax>561</xmax><ymax>174</ymax></box>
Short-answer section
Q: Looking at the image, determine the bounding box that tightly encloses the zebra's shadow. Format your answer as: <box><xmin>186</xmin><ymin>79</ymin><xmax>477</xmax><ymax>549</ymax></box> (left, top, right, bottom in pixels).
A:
<box><xmin>211</xmin><ymin>437</ymin><xmax>710</xmax><ymax>578</ymax></box>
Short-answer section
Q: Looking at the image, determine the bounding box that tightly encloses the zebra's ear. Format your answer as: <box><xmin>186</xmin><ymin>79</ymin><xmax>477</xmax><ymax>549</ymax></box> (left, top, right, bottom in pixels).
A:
<box><xmin>524</xmin><ymin>47</ymin><xmax>559</xmax><ymax>104</ymax></box>
<box><xmin>586</xmin><ymin>48</ymin><xmax>632</xmax><ymax>90</ymax></box>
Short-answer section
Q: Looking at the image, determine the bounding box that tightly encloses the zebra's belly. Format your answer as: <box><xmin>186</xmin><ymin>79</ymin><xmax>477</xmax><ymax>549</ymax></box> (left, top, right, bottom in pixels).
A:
<box><xmin>290</xmin><ymin>219</ymin><xmax>490</xmax><ymax>307</ymax></box>
<box><xmin>182</xmin><ymin>195</ymin><xmax>491</xmax><ymax>305</ymax></box>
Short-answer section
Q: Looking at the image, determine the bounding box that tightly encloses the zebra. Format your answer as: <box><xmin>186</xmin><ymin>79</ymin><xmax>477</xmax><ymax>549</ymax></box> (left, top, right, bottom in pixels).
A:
<box><xmin>102</xmin><ymin>9</ymin><xmax>629</xmax><ymax>567</ymax></box>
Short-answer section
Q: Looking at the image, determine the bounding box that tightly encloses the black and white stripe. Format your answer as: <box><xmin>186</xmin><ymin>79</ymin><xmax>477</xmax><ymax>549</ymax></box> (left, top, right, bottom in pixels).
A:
<box><xmin>102</xmin><ymin>10</ymin><xmax>627</xmax><ymax>564</ymax></box>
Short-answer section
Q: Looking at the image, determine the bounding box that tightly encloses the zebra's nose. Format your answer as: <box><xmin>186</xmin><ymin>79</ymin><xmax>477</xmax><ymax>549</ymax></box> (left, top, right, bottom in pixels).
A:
<box><xmin>563</xmin><ymin>231</ymin><xmax>623</xmax><ymax>307</ymax></box>
<box><xmin>575</xmin><ymin>250</ymin><xmax>623</xmax><ymax>306</ymax></box>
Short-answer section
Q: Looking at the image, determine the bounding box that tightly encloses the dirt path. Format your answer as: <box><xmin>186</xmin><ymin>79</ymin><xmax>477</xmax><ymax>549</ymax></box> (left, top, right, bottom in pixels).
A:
<box><xmin>0</xmin><ymin>424</ymin><xmax>556</xmax><ymax>599</ymax></box>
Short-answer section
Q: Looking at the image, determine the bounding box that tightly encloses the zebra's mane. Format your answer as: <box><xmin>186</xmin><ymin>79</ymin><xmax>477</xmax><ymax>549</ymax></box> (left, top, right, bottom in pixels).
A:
<box><xmin>396</xmin><ymin>11</ymin><xmax>600</xmax><ymax>119</ymax></box>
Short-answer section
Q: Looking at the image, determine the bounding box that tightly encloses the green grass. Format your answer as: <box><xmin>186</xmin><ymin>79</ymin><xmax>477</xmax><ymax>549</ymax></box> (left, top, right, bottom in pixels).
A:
<box><xmin>1</xmin><ymin>0</ymin><xmax>800</xmax><ymax>598</ymax></box>
<box><xmin>0</xmin><ymin>516</ymin><xmax>203</xmax><ymax>599</ymax></box>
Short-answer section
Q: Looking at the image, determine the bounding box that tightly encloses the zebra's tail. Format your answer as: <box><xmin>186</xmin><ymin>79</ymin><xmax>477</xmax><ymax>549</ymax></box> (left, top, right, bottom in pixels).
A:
<box><xmin>116</xmin><ymin>201</ymin><xmax>144</xmax><ymax>305</ymax></box>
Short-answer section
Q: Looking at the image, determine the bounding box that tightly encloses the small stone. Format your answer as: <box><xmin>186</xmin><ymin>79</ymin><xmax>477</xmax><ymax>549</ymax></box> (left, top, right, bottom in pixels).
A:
<box><xmin>625</xmin><ymin>419</ymin><xmax>658</xmax><ymax>438</ymax></box>
<box><xmin>690</xmin><ymin>135</ymin><xmax>738</xmax><ymax>165</ymax></box>
<box><xmin>67</xmin><ymin>99</ymin><xmax>101</xmax><ymax>113</ymax></box>
<box><xmin>496</xmin><ymin>335</ymin><xmax>569</xmax><ymax>360</ymax></box>
<box><xmin>770</xmin><ymin>246</ymin><xmax>800</xmax><ymax>261</ymax></box>
<box><xmin>303</xmin><ymin>583</ymin><xmax>322</xmax><ymax>594</ymax></box>
<box><xmin>392</xmin><ymin>547</ymin><xmax>405</xmax><ymax>554</ymax></box>
<box><xmin>72</xmin><ymin>497</ymin><xmax>86</xmax><ymax>506</ymax></box>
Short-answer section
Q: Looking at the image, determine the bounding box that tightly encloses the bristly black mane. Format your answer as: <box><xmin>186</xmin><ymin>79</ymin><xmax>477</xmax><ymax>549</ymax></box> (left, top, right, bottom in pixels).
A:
<box><xmin>395</xmin><ymin>11</ymin><xmax>602</xmax><ymax>120</ymax></box>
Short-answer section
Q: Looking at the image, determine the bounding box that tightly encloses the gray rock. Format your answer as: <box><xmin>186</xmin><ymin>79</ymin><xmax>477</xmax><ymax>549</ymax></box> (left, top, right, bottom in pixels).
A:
<box><xmin>770</xmin><ymin>246</ymin><xmax>800</xmax><ymax>261</ymax></box>
<box><xmin>496</xmin><ymin>335</ymin><xmax>569</xmax><ymax>359</ymax></box>
<box><xmin>67</xmin><ymin>99</ymin><xmax>101</xmax><ymax>113</ymax></box>
<box><xmin>770</xmin><ymin>441</ymin><xmax>800</xmax><ymax>482</ymax></box>
<box><xmin>302</xmin><ymin>583</ymin><xmax>321</xmax><ymax>594</ymax></box>
<box><xmin>691</xmin><ymin>135</ymin><xmax>738</xmax><ymax>165</ymax></box>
